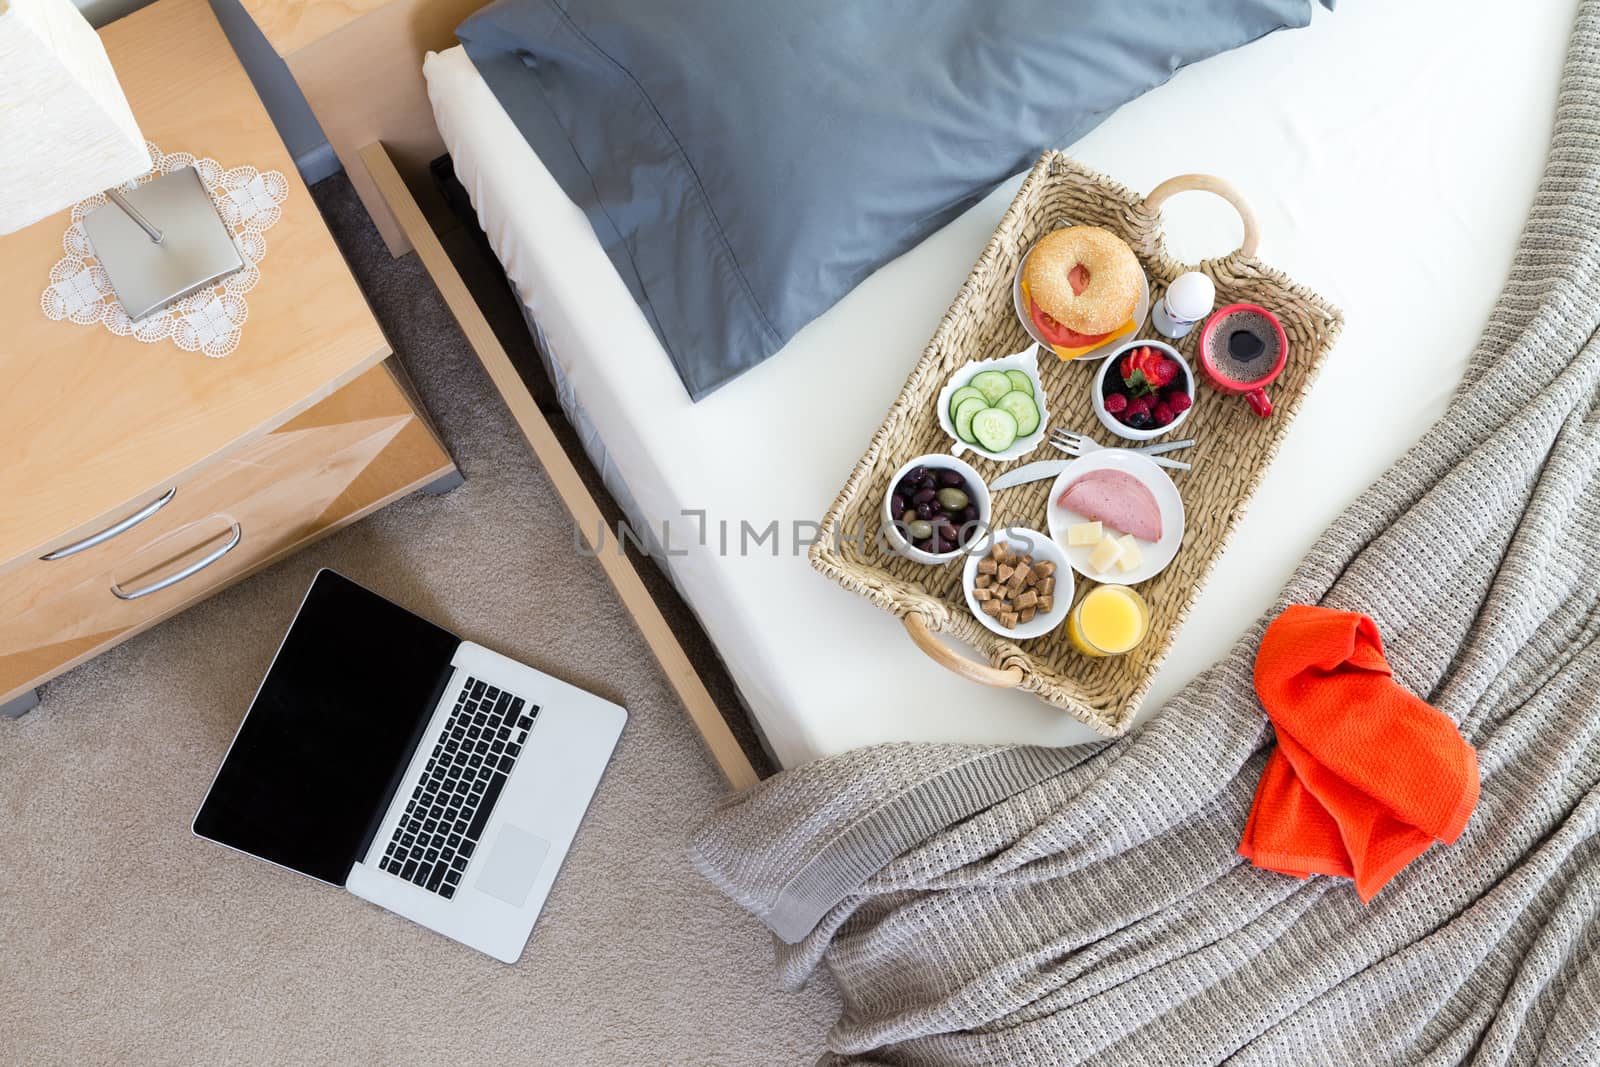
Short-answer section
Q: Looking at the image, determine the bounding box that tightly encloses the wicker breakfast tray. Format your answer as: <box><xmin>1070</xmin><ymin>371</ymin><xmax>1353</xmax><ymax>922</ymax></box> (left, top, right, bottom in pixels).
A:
<box><xmin>809</xmin><ymin>152</ymin><xmax>1344</xmax><ymax>736</ymax></box>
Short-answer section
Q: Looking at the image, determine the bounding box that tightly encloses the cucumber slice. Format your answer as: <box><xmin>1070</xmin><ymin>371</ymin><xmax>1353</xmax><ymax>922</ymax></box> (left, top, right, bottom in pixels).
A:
<box><xmin>969</xmin><ymin>370</ymin><xmax>1012</xmax><ymax>404</ymax></box>
<box><xmin>947</xmin><ymin>385</ymin><xmax>986</xmax><ymax>421</ymax></box>
<box><xmin>953</xmin><ymin>396</ymin><xmax>989</xmax><ymax>444</ymax></box>
<box><xmin>970</xmin><ymin>407</ymin><xmax>1019</xmax><ymax>452</ymax></box>
<box><xmin>1003</xmin><ymin>370</ymin><xmax>1034</xmax><ymax>397</ymax></box>
<box><xmin>994</xmin><ymin>390</ymin><xmax>1041</xmax><ymax>437</ymax></box>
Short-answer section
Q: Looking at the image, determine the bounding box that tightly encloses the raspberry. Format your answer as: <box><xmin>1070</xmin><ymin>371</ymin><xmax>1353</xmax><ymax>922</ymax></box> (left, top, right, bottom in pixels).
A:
<box><xmin>1168</xmin><ymin>392</ymin><xmax>1193</xmax><ymax>415</ymax></box>
<box><xmin>1103</xmin><ymin>392</ymin><xmax>1129</xmax><ymax>414</ymax></box>
<box><xmin>1125</xmin><ymin>394</ymin><xmax>1154</xmax><ymax>416</ymax></box>
<box><xmin>1151</xmin><ymin>403</ymin><xmax>1174</xmax><ymax>427</ymax></box>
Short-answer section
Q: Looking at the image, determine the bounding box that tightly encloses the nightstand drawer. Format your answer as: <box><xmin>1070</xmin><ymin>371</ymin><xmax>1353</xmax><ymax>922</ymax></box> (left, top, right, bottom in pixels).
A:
<box><xmin>0</xmin><ymin>364</ymin><xmax>449</xmax><ymax>699</ymax></box>
<box><xmin>3</xmin><ymin>487</ymin><xmax>189</xmax><ymax>615</ymax></box>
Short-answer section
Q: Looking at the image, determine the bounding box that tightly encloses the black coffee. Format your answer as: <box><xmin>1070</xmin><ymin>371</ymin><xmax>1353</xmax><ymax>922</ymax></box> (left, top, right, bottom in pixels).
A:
<box><xmin>1228</xmin><ymin>330</ymin><xmax>1266</xmax><ymax>362</ymax></box>
<box><xmin>1208</xmin><ymin>310</ymin><xmax>1280</xmax><ymax>385</ymax></box>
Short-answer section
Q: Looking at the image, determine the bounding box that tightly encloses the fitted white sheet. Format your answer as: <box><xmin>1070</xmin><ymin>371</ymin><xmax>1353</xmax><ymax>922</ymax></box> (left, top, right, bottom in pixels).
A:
<box><xmin>425</xmin><ymin>0</ymin><xmax>1576</xmax><ymax>768</ymax></box>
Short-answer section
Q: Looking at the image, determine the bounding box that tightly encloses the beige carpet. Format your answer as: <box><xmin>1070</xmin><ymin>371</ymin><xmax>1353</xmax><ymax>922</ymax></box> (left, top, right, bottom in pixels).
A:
<box><xmin>0</xmin><ymin>177</ymin><xmax>836</xmax><ymax>1065</ymax></box>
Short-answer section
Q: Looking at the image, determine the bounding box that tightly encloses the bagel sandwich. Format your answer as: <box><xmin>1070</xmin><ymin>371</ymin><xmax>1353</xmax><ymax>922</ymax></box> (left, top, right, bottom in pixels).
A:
<box><xmin>1020</xmin><ymin>226</ymin><xmax>1142</xmax><ymax>359</ymax></box>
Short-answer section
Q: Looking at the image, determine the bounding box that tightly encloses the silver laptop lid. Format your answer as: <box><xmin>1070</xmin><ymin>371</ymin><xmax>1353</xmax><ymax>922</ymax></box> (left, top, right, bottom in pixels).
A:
<box><xmin>193</xmin><ymin>570</ymin><xmax>459</xmax><ymax>885</ymax></box>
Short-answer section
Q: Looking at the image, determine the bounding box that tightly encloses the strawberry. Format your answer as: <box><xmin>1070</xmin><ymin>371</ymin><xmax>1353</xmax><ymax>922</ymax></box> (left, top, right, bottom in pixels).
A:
<box><xmin>1121</xmin><ymin>349</ymin><xmax>1153</xmax><ymax>397</ymax></box>
<box><xmin>1120</xmin><ymin>346</ymin><xmax>1179</xmax><ymax>396</ymax></box>
<box><xmin>1129</xmin><ymin>347</ymin><xmax>1179</xmax><ymax>389</ymax></box>
<box><xmin>1146</xmin><ymin>358</ymin><xmax>1179</xmax><ymax>389</ymax></box>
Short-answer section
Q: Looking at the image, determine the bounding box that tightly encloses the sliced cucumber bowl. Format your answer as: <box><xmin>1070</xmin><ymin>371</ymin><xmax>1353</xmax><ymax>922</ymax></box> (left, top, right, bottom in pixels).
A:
<box><xmin>935</xmin><ymin>347</ymin><xmax>1051</xmax><ymax>462</ymax></box>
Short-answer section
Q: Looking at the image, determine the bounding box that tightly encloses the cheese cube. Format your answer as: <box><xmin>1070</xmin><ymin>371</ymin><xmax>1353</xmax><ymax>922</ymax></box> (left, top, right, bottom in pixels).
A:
<box><xmin>1114</xmin><ymin>535</ymin><xmax>1144</xmax><ymax>573</ymax></box>
<box><xmin>1088</xmin><ymin>535</ymin><xmax>1125</xmax><ymax>574</ymax></box>
<box><xmin>1066</xmin><ymin>521</ymin><xmax>1103</xmax><ymax>547</ymax></box>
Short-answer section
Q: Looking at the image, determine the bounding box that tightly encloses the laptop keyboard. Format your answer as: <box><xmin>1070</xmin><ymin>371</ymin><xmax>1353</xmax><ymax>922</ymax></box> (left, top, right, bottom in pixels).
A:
<box><xmin>378</xmin><ymin>676</ymin><xmax>539</xmax><ymax>899</ymax></box>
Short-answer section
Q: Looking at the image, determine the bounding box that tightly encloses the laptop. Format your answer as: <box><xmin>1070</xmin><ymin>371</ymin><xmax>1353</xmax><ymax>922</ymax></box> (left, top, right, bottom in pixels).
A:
<box><xmin>193</xmin><ymin>569</ymin><xmax>626</xmax><ymax>963</ymax></box>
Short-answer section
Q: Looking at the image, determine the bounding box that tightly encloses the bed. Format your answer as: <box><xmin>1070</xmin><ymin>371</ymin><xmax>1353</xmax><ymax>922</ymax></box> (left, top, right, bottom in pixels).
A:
<box><xmin>418</xmin><ymin>0</ymin><xmax>1573</xmax><ymax>769</ymax></box>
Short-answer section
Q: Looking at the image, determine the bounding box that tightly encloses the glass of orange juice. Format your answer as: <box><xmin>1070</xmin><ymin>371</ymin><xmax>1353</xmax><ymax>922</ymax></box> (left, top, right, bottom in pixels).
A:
<box><xmin>1068</xmin><ymin>585</ymin><xmax>1149</xmax><ymax>657</ymax></box>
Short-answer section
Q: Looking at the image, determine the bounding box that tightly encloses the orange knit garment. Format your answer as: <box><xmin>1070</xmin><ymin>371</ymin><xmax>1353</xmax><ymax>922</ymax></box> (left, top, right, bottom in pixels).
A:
<box><xmin>1238</xmin><ymin>605</ymin><xmax>1480</xmax><ymax>902</ymax></box>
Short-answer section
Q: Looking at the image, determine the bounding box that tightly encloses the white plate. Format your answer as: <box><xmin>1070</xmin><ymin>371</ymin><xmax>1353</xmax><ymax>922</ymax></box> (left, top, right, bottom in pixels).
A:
<box><xmin>935</xmin><ymin>346</ymin><xmax>1051</xmax><ymax>463</ymax></box>
<box><xmin>1012</xmin><ymin>225</ymin><xmax>1151</xmax><ymax>362</ymax></box>
<box><xmin>1046</xmin><ymin>450</ymin><xmax>1185</xmax><ymax>584</ymax></box>
<box><xmin>962</xmin><ymin>527</ymin><xmax>1075</xmax><ymax>640</ymax></box>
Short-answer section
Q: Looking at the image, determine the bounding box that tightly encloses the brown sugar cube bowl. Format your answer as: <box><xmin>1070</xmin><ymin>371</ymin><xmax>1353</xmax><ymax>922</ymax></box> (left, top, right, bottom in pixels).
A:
<box><xmin>962</xmin><ymin>527</ymin><xmax>1074</xmax><ymax>640</ymax></box>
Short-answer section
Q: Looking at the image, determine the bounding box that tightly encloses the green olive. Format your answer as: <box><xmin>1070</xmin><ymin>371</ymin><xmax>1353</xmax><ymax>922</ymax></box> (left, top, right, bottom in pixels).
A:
<box><xmin>906</xmin><ymin>519</ymin><xmax>935</xmax><ymax>540</ymax></box>
<box><xmin>900</xmin><ymin>509</ymin><xmax>919</xmax><ymax>524</ymax></box>
<box><xmin>936</xmin><ymin>487</ymin><xmax>970</xmax><ymax>512</ymax></box>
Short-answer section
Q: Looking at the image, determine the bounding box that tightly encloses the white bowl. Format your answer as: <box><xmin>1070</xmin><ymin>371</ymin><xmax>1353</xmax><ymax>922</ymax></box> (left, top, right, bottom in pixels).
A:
<box><xmin>1046</xmin><ymin>450</ymin><xmax>1186</xmax><ymax>584</ymax></box>
<box><xmin>963</xmin><ymin>526</ymin><xmax>1075</xmax><ymax>640</ymax></box>
<box><xmin>882</xmin><ymin>454</ymin><xmax>992</xmax><ymax>565</ymax></box>
<box><xmin>1091</xmin><ymin>339</ymin><xmax>1196</xmax><ymax>442</ymax></box>
<box><xmin>935</xmin><ymin>346</ymin><xmax>1050</xmax><ymax>463</ymax></box>
<box><xmin>1012</xmin><ymin>228</ymin><xmax>1151</xmax><ymax>362</ymax></box>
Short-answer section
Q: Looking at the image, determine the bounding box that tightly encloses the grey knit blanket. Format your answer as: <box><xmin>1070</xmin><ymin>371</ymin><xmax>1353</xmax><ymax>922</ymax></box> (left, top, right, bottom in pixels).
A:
<box><xmin>691</xmin><ymin>7</ymin><xmax>1600</xmax><ymax>1064</ymax></box>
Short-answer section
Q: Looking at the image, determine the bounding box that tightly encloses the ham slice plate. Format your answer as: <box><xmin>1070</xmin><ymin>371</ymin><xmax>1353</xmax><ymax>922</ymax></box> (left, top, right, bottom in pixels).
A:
<box><xmin>1057</xmin><ymin>470</ymin><xmax>1162</xmax><ymax>542</ymax></box>
<box><xmin>1045</xmin><ymin>449</ymin><xmax>1185</xmax><ymax>584</ymax></box>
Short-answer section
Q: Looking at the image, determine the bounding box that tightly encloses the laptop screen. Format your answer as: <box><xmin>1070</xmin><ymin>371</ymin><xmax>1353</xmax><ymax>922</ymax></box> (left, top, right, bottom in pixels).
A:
<box><xmin>193</xmin><ymin>571</ymin><xmax>459</xmax><ymax>885</ymax></box>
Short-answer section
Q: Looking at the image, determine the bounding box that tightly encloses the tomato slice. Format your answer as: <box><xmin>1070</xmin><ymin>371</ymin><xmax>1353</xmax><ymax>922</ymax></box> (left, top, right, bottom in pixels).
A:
<box><xmin>1028</xmin><ymin>298</ymin><xmax>1109</xmax><ymax>350</ymax></box>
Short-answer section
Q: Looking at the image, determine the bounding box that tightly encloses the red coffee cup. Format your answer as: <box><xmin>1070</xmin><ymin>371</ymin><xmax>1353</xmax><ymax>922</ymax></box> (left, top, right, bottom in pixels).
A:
<box><xmin>1198</xmin><ymin>303</ymin><xmax>1288</xmax><ymax>417</ymax></box>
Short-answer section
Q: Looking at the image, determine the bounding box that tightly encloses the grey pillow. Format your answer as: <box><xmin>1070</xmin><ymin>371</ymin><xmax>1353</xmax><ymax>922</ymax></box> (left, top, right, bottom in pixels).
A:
<box><xmin>458</xmin><ymin>0</ymin><xmax>1323</xmax><ymax>400</ymax></box>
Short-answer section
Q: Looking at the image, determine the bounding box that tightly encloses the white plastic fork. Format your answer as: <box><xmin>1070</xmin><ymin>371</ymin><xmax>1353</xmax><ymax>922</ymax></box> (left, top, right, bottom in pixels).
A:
<box><xmin>1048</xmin><ymin>429</ymin><xmax>1193</xmax><ymax>471</ymax></box>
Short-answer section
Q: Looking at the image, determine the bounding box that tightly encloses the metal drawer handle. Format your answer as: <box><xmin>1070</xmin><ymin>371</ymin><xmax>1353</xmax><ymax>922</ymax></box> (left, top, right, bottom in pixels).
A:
<box><xmin>109</xmin><ymin>523</ymin><xmax>242</xmax><ymax>601</ymax></box>
<box><xmin>42</xmin><ymin>487</ymin><xmax>177</xmax><ymax>560</ymax></box>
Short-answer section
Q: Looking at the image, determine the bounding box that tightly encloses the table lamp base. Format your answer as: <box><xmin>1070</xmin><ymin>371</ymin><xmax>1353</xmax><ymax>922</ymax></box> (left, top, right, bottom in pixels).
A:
<box><xmin>82</xmin><ymin>165</ymin><xmax>244</xmax><ymax>322</ymax></box>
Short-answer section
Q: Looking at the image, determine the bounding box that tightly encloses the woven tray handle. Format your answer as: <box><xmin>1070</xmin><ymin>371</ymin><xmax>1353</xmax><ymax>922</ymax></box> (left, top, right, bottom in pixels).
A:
<box><xmin>904</xmin><ymin>614</ymin><xmax>1024</xmax><ymax>687</ymax></box>
<box><xmin>1141</xmin><ymin>174</ymin><xmax>1261</xmax><ymax>259</ymax></box>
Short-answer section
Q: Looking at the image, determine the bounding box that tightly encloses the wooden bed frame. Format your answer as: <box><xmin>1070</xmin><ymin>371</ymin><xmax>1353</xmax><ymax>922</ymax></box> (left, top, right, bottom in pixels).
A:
<box><xmin>237</xmin><ymin>1</ymin><xmax>759</xmax><ymax>789</ymax></box>
<box><xmin>359</xmin><ymin>144</ymin><xmax>760</xmax><ymax>791</ymax></box>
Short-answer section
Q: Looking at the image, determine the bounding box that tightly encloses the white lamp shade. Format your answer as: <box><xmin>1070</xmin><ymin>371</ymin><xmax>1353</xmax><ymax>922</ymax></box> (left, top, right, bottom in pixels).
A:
<box><xmin>0</xmin><ymin>0</ymin><xmax>152</xmax><ymax>235</ymax></box>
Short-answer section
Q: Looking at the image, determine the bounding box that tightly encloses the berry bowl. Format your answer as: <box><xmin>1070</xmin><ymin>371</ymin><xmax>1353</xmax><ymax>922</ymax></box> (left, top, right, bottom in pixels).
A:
<box><xmin>881</xmin><ymin>454</ymin><xmax>993</xmax><ymax>565</ymax></box>
<box><xmin>1091</xmin><ymin>340</ymin><xmax>1195</xmax><ymax>442</ymax></box>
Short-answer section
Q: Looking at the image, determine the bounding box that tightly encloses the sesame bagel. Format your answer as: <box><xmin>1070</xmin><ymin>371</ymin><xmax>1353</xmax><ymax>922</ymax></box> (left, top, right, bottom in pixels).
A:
<box><xmin>1023</xmin><ymin>226</ymin><xmax>1141</xmax><ymax>335</ymax></box>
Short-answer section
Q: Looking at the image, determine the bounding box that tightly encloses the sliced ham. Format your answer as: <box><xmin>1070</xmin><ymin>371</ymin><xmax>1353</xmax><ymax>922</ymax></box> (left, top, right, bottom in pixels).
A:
<box><xmin>1057</xmin><ymin>471</ymin><xmax>1161</xmax><ymax>541</ymax></box>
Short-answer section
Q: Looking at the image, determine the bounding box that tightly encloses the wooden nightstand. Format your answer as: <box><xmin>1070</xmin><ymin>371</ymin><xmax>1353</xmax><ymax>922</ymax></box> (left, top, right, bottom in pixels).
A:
<box><xmin>0</xmin><ymin>0</ymin><xmax>456</xmax><ymax>717</ymax></box>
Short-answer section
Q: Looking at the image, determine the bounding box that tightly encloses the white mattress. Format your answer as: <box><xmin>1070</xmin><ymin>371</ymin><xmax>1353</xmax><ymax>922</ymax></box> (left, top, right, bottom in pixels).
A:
<box><xmin>424</xmin><ymin>0</ymin><xmax>1576</xmax><ymax>768</ymax></box>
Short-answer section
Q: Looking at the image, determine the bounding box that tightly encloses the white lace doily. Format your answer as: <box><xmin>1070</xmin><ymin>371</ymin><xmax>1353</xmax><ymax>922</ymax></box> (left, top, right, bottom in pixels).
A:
<box><xmin>40</xmin><ymin>141</ymin><xmax>289</xmax><ymax>359</ymax></box>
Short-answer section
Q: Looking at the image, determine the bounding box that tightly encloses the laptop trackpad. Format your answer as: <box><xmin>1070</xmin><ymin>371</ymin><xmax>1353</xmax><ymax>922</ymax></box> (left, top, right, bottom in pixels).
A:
<box><xmin>474</xmin><ymin>825</ymin><xmax>551</xmax><ymax>908</ymax></box>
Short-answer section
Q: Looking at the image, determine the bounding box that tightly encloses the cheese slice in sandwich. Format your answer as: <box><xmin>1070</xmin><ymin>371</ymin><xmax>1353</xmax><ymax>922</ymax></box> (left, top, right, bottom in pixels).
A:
<box><xmin>1020</xmin><ymin>279</ymin><xmax>1137</xmax><ymax>360</ymax></box>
